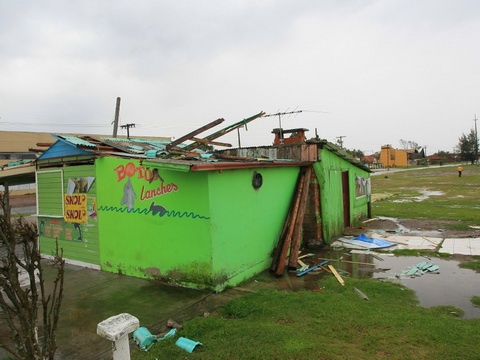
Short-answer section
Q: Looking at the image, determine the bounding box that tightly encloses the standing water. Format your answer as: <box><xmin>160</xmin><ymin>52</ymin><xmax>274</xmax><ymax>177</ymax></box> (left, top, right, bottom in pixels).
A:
<box><xmin>275</xmin><ymin>250</ymin><xmax>480</xmax><ymax>319</ymax></box>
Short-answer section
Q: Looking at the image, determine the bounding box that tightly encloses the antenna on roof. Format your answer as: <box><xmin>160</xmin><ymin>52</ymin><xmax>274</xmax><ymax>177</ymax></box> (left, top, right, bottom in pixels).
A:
<box><xmin>336</xmin><ymin>136</ymin><xmax>346</xmax><ymax>148</ymax></box>
<box><xmin>263</xmin><ymin>110</ymin><xmax>303</xmax><ymax>144</ymax></box>
<box><xmin>121</xmin><ymin>123</ymin><xmax>136</xmax><ymax>139</ymax></box>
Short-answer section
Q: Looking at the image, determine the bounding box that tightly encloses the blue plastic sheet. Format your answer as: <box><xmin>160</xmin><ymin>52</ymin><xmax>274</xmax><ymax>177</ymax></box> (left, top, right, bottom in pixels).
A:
<box><xmin>341</xmin><ymin>234</ymin><xmax>395</xmax><ymax>249</ymax></box>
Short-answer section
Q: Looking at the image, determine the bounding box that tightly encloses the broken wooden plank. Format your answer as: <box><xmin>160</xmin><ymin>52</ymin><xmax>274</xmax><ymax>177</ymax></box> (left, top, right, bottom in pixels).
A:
<box><xmin>190</xmin><ymin>137</ymin><xmax>232</xmax><ymax>147</ymax></box>
<box><xmin>166</xmin><ymin>118</ymin><xmax>224</xmax><ymax>150</ymax></box>
<box><xmin>274</xmin><ymin>169</ymin><xmax>306</xmax><ymax>275</ymax></box>
<box><xmin>422</xmin><ymin>236</ymin><xmax>438</xmax><ymax>245</ymax></box>
<box><xmin>319</xmin><ymin>265</ymin><xmax>332</xmax><ymax>274</ymax></box>
<box><xmin>298</xmin><ymin>253</ymin><xmax>315</xmax><ymax>260</ymax></box>
<box><xmin>328</xmin><ymin>265</ymin><xmax>345</xmax><ymax>286</ymax></box>
<box><xmin>183</xmin><ymin>111</ymin><xmax>265</xmax><ymax>151</ymax></box>
<box><xmin>288</xmin><ymin>166</ymin><xmax>312</xmax><ymax>268</ymax></box>
<box><xmin>167</xmin><ymin>149</ymin><xmax>201</xmax><ymax>157</ymax></box>
<box><xmin>297</xmin><ymin>259</ymin><xmax>306</xmax><ymax>267</ymax></box>
<box><xmin>270</xmin><ymin>186</ymin><xmax>297</xmax><ymax>272</ymax></box>
<box><xmin>317</xmin><ymin>257</ymin><xmax>375</xmax><ymax>267</ymax></box>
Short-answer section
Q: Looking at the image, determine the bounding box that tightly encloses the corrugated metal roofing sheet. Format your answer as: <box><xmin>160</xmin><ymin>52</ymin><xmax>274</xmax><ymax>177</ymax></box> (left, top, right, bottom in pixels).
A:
<box><xmin>58</xmin><ymin>135</ymin><xmax>97</xmax><ymax>147</ymax></box>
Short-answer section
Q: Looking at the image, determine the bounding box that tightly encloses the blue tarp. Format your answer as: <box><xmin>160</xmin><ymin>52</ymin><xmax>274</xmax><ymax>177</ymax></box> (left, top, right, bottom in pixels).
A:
<box><xmin>341</xmin><ymin>234</ymin><xmax>395</xmax><ymax>249</ymax></box>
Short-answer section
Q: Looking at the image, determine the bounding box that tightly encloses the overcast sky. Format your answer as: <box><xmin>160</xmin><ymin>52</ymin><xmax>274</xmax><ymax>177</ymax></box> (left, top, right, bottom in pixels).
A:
<box><xmin>1</xmin><ymin>0</ymin><xmax>479</xmax><ymax>154</ymax></box>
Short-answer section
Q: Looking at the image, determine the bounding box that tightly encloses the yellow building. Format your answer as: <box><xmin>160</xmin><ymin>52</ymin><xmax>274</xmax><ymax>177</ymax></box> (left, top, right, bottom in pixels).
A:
<box><xmin>379</xmin><ymin>145</ymin><xmax>408</xmax><ymax>167</ymax></box>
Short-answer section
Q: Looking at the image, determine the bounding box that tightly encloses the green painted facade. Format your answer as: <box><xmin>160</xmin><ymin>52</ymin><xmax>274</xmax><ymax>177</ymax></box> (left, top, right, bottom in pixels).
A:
<box><xmin>94</xmin><ymin>157</ymin><xmax>299</xmax><ymax>291</ymax></box>
<box><xmin>314</xmin><ymin>147</ymin><xmax>370</xmax><ymax>243</ymax></box>
<box><xmin>35</xmin><ymin>141</ymin><xmax>370</xmax><ymax>290</ymax></box>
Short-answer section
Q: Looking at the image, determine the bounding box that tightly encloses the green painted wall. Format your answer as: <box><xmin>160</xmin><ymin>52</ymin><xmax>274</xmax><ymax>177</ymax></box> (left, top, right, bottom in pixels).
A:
<box><xmin>207</xmin><ymin>167</ymin><xmax>300</xmax><ymax>289</ymax></box>
<box><xmin>315</xmin><ymin>148</ymin><xmax>370</xmax><ymax>243</ymax></box>
<box><xmin>95</xmin><ymin>157</ymin><xmax>213</xmax><ymax>286</ymax></box>
<box><xmin>94</xmin><ymin>158</ymin><xmax>300</xmax><ymax>290</ymax></box>
<box><xmin>37</xmin><ymin>165</ymin><xmax>100</xmax><ymax>266</ymax></box>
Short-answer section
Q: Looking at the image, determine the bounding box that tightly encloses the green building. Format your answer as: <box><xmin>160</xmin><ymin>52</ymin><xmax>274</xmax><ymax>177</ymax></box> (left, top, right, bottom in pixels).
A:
<box><xmin>35</xmin><ymin>133</ymin><xmax>370</xmax><ymax>291</ymax></box>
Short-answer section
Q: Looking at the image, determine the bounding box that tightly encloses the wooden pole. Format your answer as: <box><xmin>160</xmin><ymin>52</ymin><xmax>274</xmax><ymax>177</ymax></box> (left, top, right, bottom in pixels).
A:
<box><xmin>274</xmin><ymin>169</ymin><xmax>306</xmax><ymax>276</ymax></box>
<box><xmin>288</xmin><ymin>166</ymin><xmax>312</xmax><ymax>268</ymax></box>
<box><xmin>270</xmin><ymin>199</ymin><xmax>295</xmax><ymax>272</ymax></box>
<box><xmin>112</xmin><ymin>97</ymin><xmax>121</xmax><ymax>138</ymax></box>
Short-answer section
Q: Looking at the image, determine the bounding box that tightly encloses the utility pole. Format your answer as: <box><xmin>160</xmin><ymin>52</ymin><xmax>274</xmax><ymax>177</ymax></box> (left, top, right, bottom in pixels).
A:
<box><xmin>474</xmin><ymin>114</ymin><xmax>478</xmax><ymax>164</ymax></box>
<box><xmin>112</xmin><ymin>97</ymin><xmax>121</xmax><ymax>138</ymax></box>
<box><xmin>120</xmin><ymin>123</ymin><xmax>136</xmax><ymax>139</ymax></box>
<box><xmin>336</xmin><ymin>136</ymin><xmax>346</xmax><ymax>148</ymax></box>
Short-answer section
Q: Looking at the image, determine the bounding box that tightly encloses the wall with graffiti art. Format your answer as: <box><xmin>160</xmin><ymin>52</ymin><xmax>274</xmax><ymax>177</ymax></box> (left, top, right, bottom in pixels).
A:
<box><xmin>95</xmin><ymin>157</ymin><xmax>299</xmax><ymax>291</ymax></box>
<box><xmin>37</xmin><ymin>165</ymin><xmax>100</xmax><ymax>268</ymax></box>
<box><xmin>95</xmin><ymin>157</ymin><xmax>212</xmax><ymax>283</ymax></box>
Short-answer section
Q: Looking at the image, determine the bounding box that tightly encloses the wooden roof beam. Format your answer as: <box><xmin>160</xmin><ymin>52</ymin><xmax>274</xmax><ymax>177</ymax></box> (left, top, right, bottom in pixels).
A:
<box><xmin>166</xmin><ymin>118</ymin><xmax>225</xmax><ymax>151</ymax></box>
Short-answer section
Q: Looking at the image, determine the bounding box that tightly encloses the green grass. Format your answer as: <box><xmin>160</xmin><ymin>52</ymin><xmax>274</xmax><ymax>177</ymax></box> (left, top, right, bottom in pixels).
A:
<box><xmin>371</xmin><ymin>165</ymin><xmax>480</xmax><ymax>227</ymax></box>
<box><xmin>132</xmin><ymin>277</ymin><xmax>480</xmax><ymax>359</ymax></box>
<box><xmin>131</xmin><ymin>165</ymin><xmax>480</xmax><ymax>359</ymax></box>
<box><xmin>391</xmin><ymin>249</ymin><xmax>451</xmax><ymax>258</ymax></box>
<box><xmin>459</xmin><ymin>260</ymin><xmax>480</xmax><ymax>272</ymax></box>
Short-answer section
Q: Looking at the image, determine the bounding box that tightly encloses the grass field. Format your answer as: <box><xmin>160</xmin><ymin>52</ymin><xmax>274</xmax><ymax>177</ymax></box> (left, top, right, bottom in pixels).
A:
<box><xmin>134</xmin><ymin>277</ymin><xmax>480</xmax><ymax>360</ymax></box>
<box><xmin>371</xmin><ymin>164</ymin><xmax>480</xmax><ymax>229</ymax></box>
<box><xmin>133</xmin><ymin>164</ymin><xmax>480</xmax><ymax>360</ymax></box>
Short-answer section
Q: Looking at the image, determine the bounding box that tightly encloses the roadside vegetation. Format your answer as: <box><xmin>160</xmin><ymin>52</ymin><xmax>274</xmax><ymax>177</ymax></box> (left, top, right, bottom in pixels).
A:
<box><xmin>133</xmin><ymin>165</ymin><xmax>480</xmax><ymax>359</ymax></box>
<box><xmin>0</xmin><ymin>193</ymin><xmax>65</xmax><ymax>359</ymax></box>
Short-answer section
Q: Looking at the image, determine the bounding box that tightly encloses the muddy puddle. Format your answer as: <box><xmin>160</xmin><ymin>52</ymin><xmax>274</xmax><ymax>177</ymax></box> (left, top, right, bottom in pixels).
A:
<box><xmin>270</xmin><ymin>249</ymin><xmax>480</xmax><ymax>319</ymax></box>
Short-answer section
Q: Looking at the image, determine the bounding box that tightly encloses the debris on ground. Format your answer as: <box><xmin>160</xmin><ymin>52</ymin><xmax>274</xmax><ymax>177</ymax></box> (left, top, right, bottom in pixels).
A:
<box><xmin>354</xmin><ymin>287</ymin><xmax>369</xmax><ymax>300</ymax></box>
<box><xmin>335</xmin><ymin>234</ymin><xmax>396</xmax><ymax>249</ymax></box>
<box><xmin>167</xmin><ymin>318</ymin><xmax>183</xmax><ymax>330</ymax></box>
<box><xmin>400</xmin><ymin>261</ymin><xmax>440</xmax><ymax>278</ymax></box>
<box><xmin>133</xmin><ymin>327</ymin><xmax>177</xmax><ymax>351</ymax></box>
<box><xmin>328</xmin><ymin>265</ymin><xmax>345</xmax><ymax>286</ymax></box>
<box><xmin>176</xmin><ymin>337</ymin><xmax>202</xmax><ymax>353</ymax></box>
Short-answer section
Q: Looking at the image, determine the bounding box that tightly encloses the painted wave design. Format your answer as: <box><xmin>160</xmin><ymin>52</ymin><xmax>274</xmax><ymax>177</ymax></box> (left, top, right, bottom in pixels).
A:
<box><xmin>98</xmin><ymin>204</ymin><xmax>210</xmax><ymax>220</ymax></box>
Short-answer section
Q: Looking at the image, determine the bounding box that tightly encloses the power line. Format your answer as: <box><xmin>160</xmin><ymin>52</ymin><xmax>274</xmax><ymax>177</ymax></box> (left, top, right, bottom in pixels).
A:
<box><xmin>0</xmin><ymin>122</ymin><xmax>109</xmax><ymax>127</ymax></box>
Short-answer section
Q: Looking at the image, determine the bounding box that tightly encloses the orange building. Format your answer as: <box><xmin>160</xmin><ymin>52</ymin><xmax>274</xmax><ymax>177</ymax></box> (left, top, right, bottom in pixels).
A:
<box><xmin>379</xmin><ymin>145</ymin><xmax>408</xmax><ymax>167</ymax></box>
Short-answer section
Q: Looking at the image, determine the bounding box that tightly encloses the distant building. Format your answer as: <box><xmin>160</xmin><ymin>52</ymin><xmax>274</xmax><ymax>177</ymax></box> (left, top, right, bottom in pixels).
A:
<box><xmin>379</xmin><ymin>145</ymin><xmax>407</xmax><ymax>167</ymax></box>
<box><xmin>379</xmin><ymin>145</ymin><xmax>427</xmax><ymax>167</ymax></box>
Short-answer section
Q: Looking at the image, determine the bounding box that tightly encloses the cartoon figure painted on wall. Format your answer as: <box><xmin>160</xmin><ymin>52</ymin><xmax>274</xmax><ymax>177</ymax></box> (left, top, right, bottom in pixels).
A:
<box><xmin>88</xmin><ymin>198</ymin><xmax>97</xmax><ymax>221</ymax></box>
<box><xmin>73</xmin><ymin>223</ymin><xmax>82</xmax><ymax>241</ymax></box>
<box><xmin>107</xmin><ymin>161</ymin><xmax>210</xmax><ymax>220</ymax></box>
<box><xmin>121</xmin><ymin>178</ymin><xmax>136</xmax><ymax>211</ymax></box>
<box><xmin>39</xmin><ymin>219</ymin><xmax>46</xmax><ymax>236</ymax></box>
